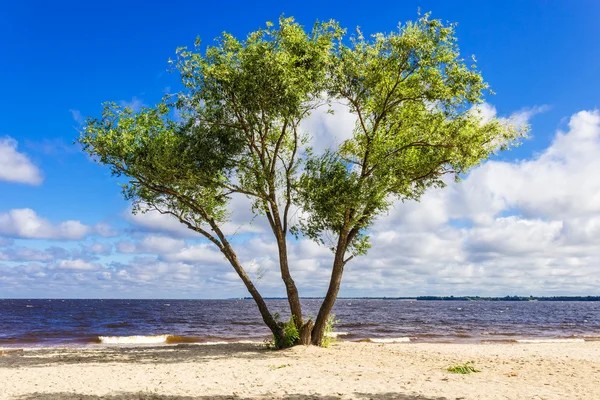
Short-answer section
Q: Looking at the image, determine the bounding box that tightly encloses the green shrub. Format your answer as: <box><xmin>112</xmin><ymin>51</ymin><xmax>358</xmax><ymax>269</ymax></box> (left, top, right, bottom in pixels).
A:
<box><xmin>447</xmin><ymin>361</ymin><xmax>481</xmax><ymax>374</ymax></box>
<box><xmin>267</xmin><ymin>314</ymin><xmax>300</xmax><ymax>349</ymax></box>
<box><xmin>320</xmin><ymin>314</ymin><xmax>339</xmax><ymax>348</ymax></box>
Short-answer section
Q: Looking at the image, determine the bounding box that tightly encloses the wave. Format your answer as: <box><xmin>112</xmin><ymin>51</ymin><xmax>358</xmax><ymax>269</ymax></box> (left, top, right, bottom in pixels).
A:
<box><xmin>368</xmin><ymin>337</ymin><xmax>411</xmax><ymax>343</ymax></box>
<box><xmin>97</xmin><ymin>335</ymin><xmax>173</xmax><ymax>344</ymax></box>
<box><xmin>97</xmin><ymin>335</ymin><xmax>207</xmax><ymax>344</ymax></box>
<box><xmin>95</xmin><ymin>335</ymin><xmax>261</xmax><ymax>345</ymax></box>
<box><xmin>515</xmin><ymin>338</ymin><xmax>585</xmax><ymax>343</ymax></box>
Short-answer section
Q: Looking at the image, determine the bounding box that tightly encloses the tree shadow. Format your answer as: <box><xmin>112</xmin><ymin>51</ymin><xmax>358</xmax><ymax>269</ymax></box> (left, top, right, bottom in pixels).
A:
<box><xmin>15</xmin><ymin>392</ymin><xmax>449</xmax><ymax>400</ymax></box>
<box><xmin>0</xmin><ymin>343</ymin><xmax>284</xmax><ymax>368</ymax></box>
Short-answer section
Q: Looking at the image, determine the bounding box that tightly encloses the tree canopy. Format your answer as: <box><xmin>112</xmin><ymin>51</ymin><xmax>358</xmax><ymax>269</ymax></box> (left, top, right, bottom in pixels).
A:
<box><xmin>294</xmin><ymin>17</ymin><xmax>524</xmax><ymax>343</ymax></box>
<box><xmin>79</xmin><ymin>14</ymin><xmax>525</xmax><ymax>347</ymax></box>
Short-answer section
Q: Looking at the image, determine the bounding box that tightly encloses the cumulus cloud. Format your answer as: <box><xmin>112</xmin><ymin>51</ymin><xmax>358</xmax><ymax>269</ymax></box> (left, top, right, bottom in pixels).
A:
<box><xmin>4</xmin><ymin>108</ymin><xmax>600</xmax><ymax>298</ymax></box>
<box><xmin>0</xmin><ymin>137</ymin><xmax>43</xmax><ymax>185</ymax></box>
<box><xmin>470</xmin><ymin>102</ymin><xmax>550</xmax><ymax>128</ymax></box>
<box><xmin>0</xmin><ymin>247</ymin><xmax>60</xmax><ymax>262</ymax></box>
<box><xmin>0</xmin><ymin>208</ymin><xmax>116</xmax><ymax>240</ymax></box>
<box><xmin>448</xmin><ymin>110</ymin><xmax>600</xmax><ymax>222</ymax></box>
<box><xmin>343</xmin><ymin>109</ymin><xmax>600</xmax><ymax>295</ymax></box>
<box><xmin>161</xmin><ymin>243</ymin><xmax>226</xmax><ymax>264</ymax></box>
<box><xmin>54</xmin><ymin>259</ymin><xmax>97</xmax><ymax>271</ymax></box>
<box><xmin>117</xmin><ymin>235</ymin><xmax>186</xmax><ymax>254</ymax></box>
<box><xmin>81</xmin><ymin>243</ymin><xmax>112</xmax><ymax>255</ymax></box>
<box><xmin>125</xmin><ymin>194</ymin><xmax>266</xmax><ymax>238</ymax></box>
<box><xmin>301</xmin><ymin>101</ymin><xmax>358</xmax><ymax>155</ymax></box>
<box><xmin>94</xmin><ymin>222</ymin><xmax>119</xmax><ymax>238</ymax></box>
<box><xmin>509</xmin><ymin>105</ymin><xmax>551</xmax><ymax>127</ymax></box>
<box><xmin>119</xmin><ymin>96</ymin><xmax>145</xmax><ymax>112</ymax></box>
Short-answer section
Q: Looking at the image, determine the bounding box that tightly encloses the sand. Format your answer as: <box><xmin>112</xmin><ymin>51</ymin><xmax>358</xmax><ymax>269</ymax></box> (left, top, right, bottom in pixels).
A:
<box><xmin>1</xmin><ymin>341</ymin><xmax>599</xmax><ymax>399</ymax></box>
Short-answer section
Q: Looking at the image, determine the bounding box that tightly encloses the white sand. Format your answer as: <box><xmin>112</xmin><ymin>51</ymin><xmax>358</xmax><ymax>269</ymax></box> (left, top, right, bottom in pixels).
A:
<box><xmin>1</xmin><ymin>341</ymin><xmax>599</xmax><ymax>399</ymax></box>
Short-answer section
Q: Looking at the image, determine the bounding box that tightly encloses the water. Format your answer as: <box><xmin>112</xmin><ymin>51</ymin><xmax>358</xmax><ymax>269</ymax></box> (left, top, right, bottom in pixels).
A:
<box><xmin>0</xmin><ymin>299</ymin><xmax>599</xmax><ymax>347</ymax></box>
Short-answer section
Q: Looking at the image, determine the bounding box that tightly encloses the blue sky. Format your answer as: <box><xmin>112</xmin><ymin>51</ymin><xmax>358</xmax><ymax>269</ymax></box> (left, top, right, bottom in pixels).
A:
<box><xmin>1</xmin><ymin>0</ymin><xmax>599</xmax><ymax>298</ymax></box>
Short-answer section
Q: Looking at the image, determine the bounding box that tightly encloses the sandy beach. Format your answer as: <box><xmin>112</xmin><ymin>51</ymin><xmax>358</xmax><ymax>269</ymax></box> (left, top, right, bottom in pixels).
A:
<box><xmin>1</xmin><ymin>341</ymin><xmax>599</xmax><ymax>400</ymax></box>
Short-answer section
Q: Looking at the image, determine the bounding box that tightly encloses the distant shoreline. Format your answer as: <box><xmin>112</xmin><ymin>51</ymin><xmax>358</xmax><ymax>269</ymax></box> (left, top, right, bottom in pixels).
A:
<box><xmin>2</xmin><ymin>296</ymin><xmax>599</xmax><ymax>301</ymax></box>
<box><xmin>245</xmin><ymin>296</ymin><xmax>600</xmax><ymax>301</ymax></box>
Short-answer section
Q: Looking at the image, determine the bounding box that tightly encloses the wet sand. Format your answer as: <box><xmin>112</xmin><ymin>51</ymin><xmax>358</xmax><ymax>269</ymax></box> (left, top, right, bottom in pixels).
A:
<box><xmin>1</xmin><ymin>341</ymin><xmax>599</xmax><ymax>399</ymax></box>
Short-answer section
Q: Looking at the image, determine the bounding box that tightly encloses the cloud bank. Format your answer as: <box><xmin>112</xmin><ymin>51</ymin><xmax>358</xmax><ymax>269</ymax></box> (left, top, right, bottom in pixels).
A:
<box><xmin>1</xmin><ymin>108</ymin><xmax>600</xmax><ymax>298</ymax></box>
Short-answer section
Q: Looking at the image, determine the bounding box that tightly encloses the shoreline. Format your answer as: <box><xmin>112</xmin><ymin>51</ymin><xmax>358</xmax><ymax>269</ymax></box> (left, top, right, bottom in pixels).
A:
<box><xmin>1</xmin><ymin>333</ymin><xmax>598</xmax><ymax>349</ymax></box>
<box><xmin>2</xmin><ymin>341</ymin><xmax>600</xmax><ymax>399</ymax></box>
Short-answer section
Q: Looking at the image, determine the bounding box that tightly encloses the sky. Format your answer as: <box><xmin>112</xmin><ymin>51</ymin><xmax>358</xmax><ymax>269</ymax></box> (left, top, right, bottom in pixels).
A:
<box><xmin>1</xmin><ymin>0</ymin><xmax>599</xmax><ymax>299</ymax></box>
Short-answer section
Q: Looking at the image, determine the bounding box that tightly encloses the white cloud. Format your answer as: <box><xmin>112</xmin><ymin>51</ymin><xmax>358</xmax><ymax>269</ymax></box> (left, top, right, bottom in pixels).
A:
<box><xmin>4</xmin><ymin>107</ymin><xmax>600</xmax><ymax>298</ymax></box>
<box><xmin>117</xmin><ymin>235</ymin><xmax>186</xmax><ymax>254</ymax></box>
<box><xmin>125</xmin><ymin>194</ymin><xmax>266</xmax><ymax>238</ymax></box>
<box><xmin>301</xmin><ymin>101</ymin><xmax>358</xmax><ymax>155</ymax></box>
<box><xmin>161</xmin><ymin>243</ymin><xmax>226</xmax><ymax>264</ymax></box>
<box><xmin>119</xmin><ymin>96</ymin><xmax>145</xmax><ymax>112</ymax></box>
<box><xmin>0</xmin><ymin>208</ymin><xmax>114</xmax><ymax>240</ymax></box>
<box><xmin>54</xmin><ymin>259</ymin><xmax>97</xmax><ymax>271</ymax></box>
<box><xmin>470</xmin><ymin>102</ymin><xmax>549</xmax><ymax>128</ymax></box>
<box><xmin>94</xmin><ymin>222</ymin><xmax>119</xmax><ymax>237</ymax></box>
<box><xmin>0</xmin><ymin>137</ymin><xmax>43</xmax><ymax>185</ymax></box>
<box><xmin>450</xmin><ymin>110</ymin><xmax>600</xmax><ymax>221</ymax></box>
<box><xmin>509</xmin><ymin>105</ymin><xmax>551</xmax><ymax>127</ymax></box>
<box><xmin>81</xmin><ymin>243</ymin><xmax>112</xmax><ymax>255</ymax></box>
<box><xmin>348</xmin><ymin>109</ymin><xmax>600</xmax><ymax>295</ymax></box>
<box><xmin>0</xmin><ymin>247</ymin><xmax>56</xmax><ymax>262</ymax></box>
<box><xmin>126</xmin><ymin>210</ymin><xmax>200</xmax><ymax>238</ymax></box>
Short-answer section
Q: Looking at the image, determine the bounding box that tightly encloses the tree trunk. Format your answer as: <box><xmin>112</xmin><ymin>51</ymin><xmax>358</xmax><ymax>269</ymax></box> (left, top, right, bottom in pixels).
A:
<box><xmin>311</xmin><ymin>235</ymin><xmax>349</xmax><ymax>346</ymax></box>
<box><xmin>274</xmin><ymin>228</ymin><xmax>304</xmax><ymax>329</ymax></box>
<box><xmin>299</xmin><ymin>319</ymin><xmax>314</xmax><ymax>345</ymax></box>
<box><xmin>268</xmin><ymin>201</ymin><xmax>304</xmax><ymax>332</ymax></box>
<box><xmin>221</xmin><ymin>245</ymin><xmax>284</xmax><ymax>346</ymax></box>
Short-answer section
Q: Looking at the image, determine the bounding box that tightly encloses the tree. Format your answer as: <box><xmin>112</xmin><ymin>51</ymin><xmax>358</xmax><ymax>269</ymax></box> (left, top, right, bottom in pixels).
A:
<box><xmin>80</xmin><ymin>17</ymin><xmax>341</xmax><ymax>347</ymax></box>
<box><xmin>79</xmin><ymin>15</ymin><xmax>525</xmax><ymax>348</ymax></box>
<box><xmin>297</xmin><ymin>15</ymin><xmax>525</xmax><ymax>345</ymax></box>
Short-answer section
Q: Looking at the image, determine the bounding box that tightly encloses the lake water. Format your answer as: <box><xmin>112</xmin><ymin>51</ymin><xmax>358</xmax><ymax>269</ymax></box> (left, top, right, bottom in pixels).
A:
<box><xmin>1</xmin><ymin>299</ymin><xmax>599</xmax><ymax>347</ymax></box>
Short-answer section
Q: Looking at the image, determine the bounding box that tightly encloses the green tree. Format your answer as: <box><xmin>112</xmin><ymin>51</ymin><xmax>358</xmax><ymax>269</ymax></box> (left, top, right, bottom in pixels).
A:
<box><xmin>79</xmin><ymin>15</ymin><xmax>525</xmax><ymax>348</ymax></box>
<box><xmin>297</xmin><ymin>15</ymin><xmax>525</xmax><ymax>345</ymax></box>
<box><xmin>80</xmin><ymin>17</ymin><xmax>341</xmax><ymax>347</ymax></box>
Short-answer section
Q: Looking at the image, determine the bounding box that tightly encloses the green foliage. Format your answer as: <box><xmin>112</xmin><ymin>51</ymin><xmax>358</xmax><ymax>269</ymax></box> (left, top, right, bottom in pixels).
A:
<box><xmin>296</xmin><ymin>13</ymin><xmax>527</xmax><ymax>256</ymax></box>
<box><xmin>320</xmin><ymin>314</ymin><xmax>340</xmax><ymax>348</ymax></box>
<box><xmin>447</xmin><ymin>361</ymin><xmax>481</xmax><ymax>374</ymax></box>
<box><xmin>265</xmin><ymin>314</ymin><xmax>300</xmax><ymax>349</ymax></box>
<box><xmin>79</xmin><ymin>16</ymin><xmax>342</xmax><ymax>239</ymax></box>
<box><xmin>273</xmin><ymin>315</ymin><xmax>300</xmax><ymax>349</ymax></box>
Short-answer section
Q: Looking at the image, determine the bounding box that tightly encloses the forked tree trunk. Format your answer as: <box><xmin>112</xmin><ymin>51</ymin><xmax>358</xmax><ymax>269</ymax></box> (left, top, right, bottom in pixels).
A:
<box><xmin>268</xmin><ymin>201</ymin><xmax>304</xmax><ymax>333</ymax></box>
